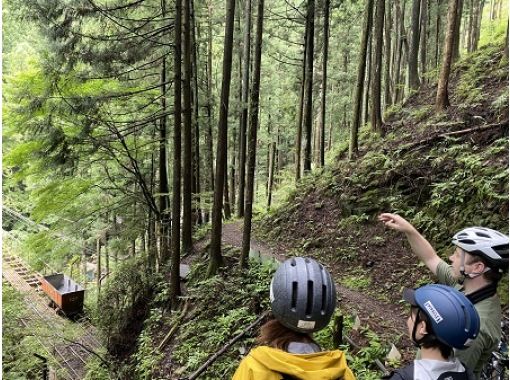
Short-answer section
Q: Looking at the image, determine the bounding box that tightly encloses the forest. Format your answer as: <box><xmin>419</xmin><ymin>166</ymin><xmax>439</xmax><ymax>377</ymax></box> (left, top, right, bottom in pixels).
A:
<box><xmin>2</xmin><ymin>0</ymin><xmax>508</xmax><ymax>379</ymax></box>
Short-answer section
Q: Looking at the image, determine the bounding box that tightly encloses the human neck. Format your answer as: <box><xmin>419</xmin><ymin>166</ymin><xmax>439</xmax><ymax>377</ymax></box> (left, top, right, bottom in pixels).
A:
<box><xmin>463</xmin><ymin>276</ymin><xmax>492</xmax><ymax>294</ymax></box>
<box><xmin>419</xmin><ymin>346</ymin><xmax>449</xmax><ymax>361</ymax></box>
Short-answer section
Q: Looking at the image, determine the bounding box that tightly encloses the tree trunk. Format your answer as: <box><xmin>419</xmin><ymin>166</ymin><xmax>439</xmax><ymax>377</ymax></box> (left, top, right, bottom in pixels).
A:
<box><xmin>295</xmin><ymin>31</ymin><xmax>307</xmax><ymax>181</ymax></box>
<box><xmin>384</xmin><ymin>0</ymin><xmax>393</xmax><ymax>108</ymax></box>
<box><xmin>363</xmin><ymin>36</ymin><xmax>372</xmax><ymax>127</ymax></box>
<box><xmin>392</xmin><ymin>0</ymin><xmax>404</xmax><ymax>105</ymax></box>
<box><xmin>240</xmin><ymin>0</ymin><xmax>264</xmax><ymax>268</ymax></box>
<box><xmin>208</xmin><ymin>0</ymin><xmax>236</xmax><ymax>276</ymax></box>
<box><xmin>182</xmin><ymin>0</ymin><xmax>193</xmax><ymax>255</ymax></box>
<box><xmin>371</xmin><ymin>0</ymin><xmax>385</xmax><ymax>135</ymax></box>
<box><xmin>204</xmin><ymin>0</ymin><xmax>215</xmax><ymax>224</ymax></box>
<box><xmin>267</xmin><ymin>123</ymin><xmax>278</xmax><ymax>209</ymax></box>
<box><xmin>436</xmin><ymin>0</ymin><xmax>458</xmax><ymax>111</ymax></box>
<box><xmin>452</xmin><ymin>0</ymin><xmax>464</xmax><ymax>62</ymax></box>
<box><xmin>223</xmin><ymin>157</ymin><xmax>232</xmax><ymax>219</ymax></box>
<box><xmin>467</xmin><ymin>0</ymin><xmax>474</xmax><ymax>52</ymax></box>
<box><xmin>349</xmin><ymin>0</ymin><xmax>374</xmax><ymax>159</ymax></box>
<box><xmin>171</xmin><ymin>0</ymin><xmax>182</xmax><ymax>305</ymax></box>
<box><xmin>471</xmin><ymin>0</ymin><xmax>484</xmax><ymax>52</ymax></box>
<box><xmin>318</xmin><ymin>0</ymin><xmax>330</xmax><ymax>167</ymax></box>
<box><xmin>191</xmin><ymin>0</ymin><xmax>202</xmax><ymax>226</ymax></box>
<box><xmin>409</xmin><ymin>0</ymin><xmax>422</xmax><ymax>91</ymax></box>
<box><xmin>237</xmin><ymin>0</ymin><xmax>251</xmax><ymax>217</ymax></box>
<box><xmin>303</xmin><ymin>0</ymin><xmax>315</xmax><ymax>173</ymax></box>
<box><xmin>96</xmin><ymin>237</ymin><xmax>101</xmax><ymax>300</ymax></box>
<box><xmin>419</xmin><ymin>0</ymin><xmax>428</xmax><ymax>80</ymax></box>
<box><xmin>435</xmin><ymin>0</ymin><xmax>441</xmax><ymax>67</ymax></box>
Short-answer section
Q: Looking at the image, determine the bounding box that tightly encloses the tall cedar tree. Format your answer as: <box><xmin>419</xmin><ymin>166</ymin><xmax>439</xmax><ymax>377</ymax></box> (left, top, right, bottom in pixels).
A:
<box><xmin>371</xmin><ymin>0</ymin><xmax>385</xmax><ymax>135</ymax></box>
<box><xmin>182</xmin><ymin>0</ymin><xmax>193</xmax><ymax>254</ymax></box>
<box><xmin>237</xmin><ymin>0</ymin><xmax>252</xmax><ymax>217</ymax></box>
<box><xmin>409</xmin><ymin>0</ymin><xmax>422</xmax><ymax>91</ymax></box>
<box><xmin>318</xmin><ymin>0</ymin><xmax>330</xmax><ymax>167</ymax></box>
<box><xmin>159</xmin><ymin>0</ymin><xmax>171</xmax><ymax>266</ymax></box>
<box><xmin>295</xmin><ymin>26</ymin><xmax>307</xmax><ymax>181</ymax></box>
<box><xmin>303</xmin><ymin>0</ymin><xmax>315</xmax><ymax>173</ymax></box>
<box><xmin>349</xmin><ymin>0</ymin><xmax>374</xmax><ymax>159</ymax></box>
<box><xmin>436</xmin><ymin>0</ymin><xmax>459</xmax><ymax>111</ymax></box>
<box><xmin>208</xmin><ymin>0</ymin><xmax>236</xmax><ymax>276</ymax></box>
<box><xmin>241</xmin><ymin>0</ymin><xmax>265</xmax><ymax>268</ymax></box>
<box><xmin>171</xmin><ymin>0</ymin><xmax>183</xmax><ymax>305</ymax></box>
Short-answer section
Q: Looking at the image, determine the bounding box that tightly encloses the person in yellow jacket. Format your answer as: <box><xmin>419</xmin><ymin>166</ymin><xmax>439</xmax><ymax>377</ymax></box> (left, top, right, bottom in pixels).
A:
<box><xmin>232</xmin><ymin>257</ymin><xmax>355</xmax><ymax>380</ymax></box>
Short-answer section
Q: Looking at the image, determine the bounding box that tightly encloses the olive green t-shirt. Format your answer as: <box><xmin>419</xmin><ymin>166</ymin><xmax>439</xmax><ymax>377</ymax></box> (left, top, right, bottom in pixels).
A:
<box><xmin>436</xmin><ymin>260</ymin><xmax>502</xmax><ymax>379</ymax></box>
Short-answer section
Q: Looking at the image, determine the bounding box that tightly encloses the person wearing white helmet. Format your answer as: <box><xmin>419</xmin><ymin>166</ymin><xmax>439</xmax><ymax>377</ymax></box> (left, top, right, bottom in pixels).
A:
<box><xmin>378</xmin><ymin>213</ymin><xmax>508</xmax><ymax>379</ymax></box>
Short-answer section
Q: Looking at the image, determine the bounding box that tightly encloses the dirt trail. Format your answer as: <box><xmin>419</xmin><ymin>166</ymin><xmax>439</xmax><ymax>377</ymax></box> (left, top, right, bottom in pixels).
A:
<box><xmin>222</xmin><ymin>221</ymin><xmax>408</xmax><ymax>341</ymax></box>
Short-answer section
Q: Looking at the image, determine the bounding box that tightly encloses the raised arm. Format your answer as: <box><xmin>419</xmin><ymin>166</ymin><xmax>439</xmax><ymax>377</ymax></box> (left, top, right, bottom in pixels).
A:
<box><xmin>378</xmin><ymin>213</ymin><xmax>443</xmax><ymax>275</ymax></box>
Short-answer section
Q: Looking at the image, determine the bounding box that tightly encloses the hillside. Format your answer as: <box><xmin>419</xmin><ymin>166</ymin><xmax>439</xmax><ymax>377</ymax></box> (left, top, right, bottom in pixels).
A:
<box><xmin>134</xmin><ymin>43</ymin><xmax>508</xmax><ymax>380</ymax></box>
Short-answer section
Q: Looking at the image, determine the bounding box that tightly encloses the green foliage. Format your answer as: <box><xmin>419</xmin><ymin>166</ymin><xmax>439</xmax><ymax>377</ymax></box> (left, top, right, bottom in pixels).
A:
<box><xmin>2</xmin><ymin>283</ymin><xmax>47</xmax><ymax>379</ymax></box>
<box><xmin>162</xmin><ymin>256</ymin><xmax>275</xmax><ymax>379</ymax></box>
<box><xmin>340</xmin><ymin>270</ymin><xmax>372</xmax><ymax>291</ymax></box>
<box><xmin>133</xmin><ymin>328</ymin><xmax>164</xmax><ymax>380</ymax></box>
<box><xmin>95</xmin><ymin>257</ymin><xmax>152</xmax><ymax>354</ymax></box>
<box><xmin>455</xmin><ymin>43</ymin><xmax>507</xmax><ymax>104</ymax></box>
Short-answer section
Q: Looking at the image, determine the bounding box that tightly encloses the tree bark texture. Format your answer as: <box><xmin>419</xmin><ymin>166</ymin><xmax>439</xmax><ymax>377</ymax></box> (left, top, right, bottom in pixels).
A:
<box><xmin>349</xmin><ymin>0</ymin><xmax>374</xmax><ymax>159</ymax></box>
<box><xmin>319</xmin><ymin>0</ymin><xmax>330</xmax><ymax>167</ymax></box>
<box><xmin>237</xmin><ymin>0</ymin><xmax>251</xmax><ymax>217</ymax></box>
<box><xmin>171</xmin><ymin>0</ymin><xmax>182</xmax><ymax>304</ymax></box>
<box><xmin>371</xmin><ymin>0</ymin><xmax>385</xmax><ymax>135</ymax></box>
<box><xmin>303</xmin><ymin>0</ymin><xmax>315</xmax><ymax>173</ymax></box>
<box><xmin>182</xmin><ymin>0</ymin><xmax>193</xmax><ymax>255</ymax></box>
<box><xmin>208</xmin><ymin>0</ymin><xmax>236</xmax><ymax>276</ymax></box>
<box><xmin>384</xmin><ymin>0</ymin><xmax>392</xmax><ymax>108</ymax></box>
<box><xmin>409</xmin><ymin>0</ymin><xmax>422</xmax><ymax>91</ymax></box>
<box><xmin>436</xmin><ymin>0</ymin><xmax>458</xmax><ymax>111</ymax></box>
<box><xmin>419</xmin><ymin>0</ymin><xmax>428</xmax><ymax>80</ymax></box>
<box><xmin>295</xmin><ymin>32</ymin><xmax>307</xmax><ymax>181</ymax></box>
<box><xmin>241</xmin><ymin>0</ymin><xmax>264</xmax><ymax>268</ymax></box>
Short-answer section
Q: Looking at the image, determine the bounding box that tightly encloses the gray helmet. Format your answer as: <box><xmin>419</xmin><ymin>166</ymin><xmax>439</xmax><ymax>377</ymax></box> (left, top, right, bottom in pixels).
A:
<box><xmin>270</xmin><ymin>257</ymin><xmax>336</xmax><ymax>333</ymax></box>
<box><xmin>452</xmin><ymin>227</ymin><xmax>509</xmax><ymax>270</ymax></box>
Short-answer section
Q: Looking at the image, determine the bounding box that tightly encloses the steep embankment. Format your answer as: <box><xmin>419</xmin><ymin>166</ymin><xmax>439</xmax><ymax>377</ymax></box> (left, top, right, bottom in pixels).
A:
<box><xmin>256</xmin><ymin>42</ymin><xmax>508</xmax><ymax>316</ymax></box>
<box><xmin>133</xmin><ymin>43</ymin><xmax>508</xmax><ymax>380</ymax></box>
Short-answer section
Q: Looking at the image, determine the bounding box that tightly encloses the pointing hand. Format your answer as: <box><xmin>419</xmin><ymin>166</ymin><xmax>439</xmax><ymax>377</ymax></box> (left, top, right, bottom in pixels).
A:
<box><xmin>378</xmin><ymin>213</ymin><xmax>416</xmax><ymax>234</ymax></box>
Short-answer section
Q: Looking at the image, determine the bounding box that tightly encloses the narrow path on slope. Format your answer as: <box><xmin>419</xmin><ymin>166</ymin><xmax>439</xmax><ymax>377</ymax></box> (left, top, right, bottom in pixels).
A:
<box><xmin>222</xmin><ymin>220</ymin><xmax>408</xmax><ymax>340</ymax></box>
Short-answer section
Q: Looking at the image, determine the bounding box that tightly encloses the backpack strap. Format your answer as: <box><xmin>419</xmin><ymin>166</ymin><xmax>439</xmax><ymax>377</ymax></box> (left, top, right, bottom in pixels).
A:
<box><xmin>382</xmin><ymin>363</ymin><xmax>414</xmax><ymax>380</ymax></box>
<box><xmin>437</xmin><ymin>370</ymin><xmax>471</xmax><ymax>380</ymax></box>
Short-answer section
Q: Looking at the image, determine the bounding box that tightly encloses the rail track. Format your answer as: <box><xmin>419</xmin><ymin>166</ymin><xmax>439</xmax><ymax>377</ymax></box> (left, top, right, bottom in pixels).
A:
<box><xmin>2</xmin><ymin>253</ymin><xmax>104</xmax><ymax>379</ymax></box>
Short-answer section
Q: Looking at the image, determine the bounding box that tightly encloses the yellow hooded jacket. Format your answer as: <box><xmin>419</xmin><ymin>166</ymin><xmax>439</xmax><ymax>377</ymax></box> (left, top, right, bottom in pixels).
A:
<box><xmin>232</xmin><ymin>346</ymin><xmax>356</xmax><ymax>380</ymax></box>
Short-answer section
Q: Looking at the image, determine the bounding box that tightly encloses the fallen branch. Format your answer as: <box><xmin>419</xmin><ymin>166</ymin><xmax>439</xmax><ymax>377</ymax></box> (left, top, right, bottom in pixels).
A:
<box><xmin>183</xmin><ymin>311</ymin><xmax>270</xmax><ymax>380</ymax></box>
<box><xmin>157</xmin><ymin>300</ymin><xmax>190</xmax><ymax>351</ymax></box>
<box><xmin>400</xmin><ymin>121</ymin><xmax>508</xmax><ymax>153</ymax></box>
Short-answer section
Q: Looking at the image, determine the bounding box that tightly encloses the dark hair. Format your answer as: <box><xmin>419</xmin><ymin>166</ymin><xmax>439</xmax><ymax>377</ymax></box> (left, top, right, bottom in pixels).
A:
<box><xmin>465</xmin><ymin>254</ymin><xmax>504</xmax><ymax>283</ymax></box>
<box><xmin>413</xmin><ymin>308</ymin><xmax>453</xmax><ymax>359</ymax></box>
<box><xmin>257</xmin><ymin>318</ymin><xmax>317</xmax><ymax>351</ymax></box>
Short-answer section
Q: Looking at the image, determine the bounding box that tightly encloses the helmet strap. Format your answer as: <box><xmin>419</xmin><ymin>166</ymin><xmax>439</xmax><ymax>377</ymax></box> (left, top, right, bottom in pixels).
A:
<box><xmin>411</xmin><ymin>309</ymin><xmax>436</xmax><ymax>348</ymax></box>
<box><xmin>458</xmin><ymin>250</ymin><xmax>467</xmax><ymax>285</ymax></box>
<box><xmin>458</xmin><ymin>250</ymin><xmax>490</xmax><ymax>284</ymax></box>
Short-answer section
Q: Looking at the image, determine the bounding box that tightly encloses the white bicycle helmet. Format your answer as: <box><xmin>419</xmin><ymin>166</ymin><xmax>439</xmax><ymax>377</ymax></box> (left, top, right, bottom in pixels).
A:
<box><xmin>452</xmin><ymin>227</ymin><xmax>509</xmax><ymax>271</ymax></box>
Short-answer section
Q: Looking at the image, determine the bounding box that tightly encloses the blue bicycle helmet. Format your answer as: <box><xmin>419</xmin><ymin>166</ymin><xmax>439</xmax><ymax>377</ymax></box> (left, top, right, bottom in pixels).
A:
<box><xmin>403</xmin><ymin>284</ymin><xmax>480</xmax><ymax>349</ymax></box>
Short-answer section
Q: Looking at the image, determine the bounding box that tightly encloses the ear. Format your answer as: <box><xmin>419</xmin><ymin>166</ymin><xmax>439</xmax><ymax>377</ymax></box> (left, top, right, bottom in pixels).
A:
<box><xmin>417</xmin><ymin>320</ymin><xmax>428</xmax><ymax>336</ymax></box>
<box><xmin>471</xmin><ymin>260</ymin><xmax>486</xmax><ymax>273</ymax></box>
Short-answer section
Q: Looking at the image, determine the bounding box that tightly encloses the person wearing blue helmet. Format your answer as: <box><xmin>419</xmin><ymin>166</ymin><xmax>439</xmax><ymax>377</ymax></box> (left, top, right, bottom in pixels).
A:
<box><xmin>386</xmin><ymin>284</ymin><xmax>480</xmax><ymax>380</ymax></box>
<box><xmin>379</xmin><ymin>213</ymin><xmax>508</xmax><ymax>378</ymax></box>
